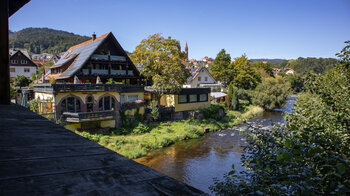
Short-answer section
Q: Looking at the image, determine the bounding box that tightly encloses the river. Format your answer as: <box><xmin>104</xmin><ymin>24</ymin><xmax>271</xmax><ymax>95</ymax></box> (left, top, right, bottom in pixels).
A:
<box><xmin>135</xmin><ymin>96</ymin><xmax>296</xmax><ymax>194</ymax></box>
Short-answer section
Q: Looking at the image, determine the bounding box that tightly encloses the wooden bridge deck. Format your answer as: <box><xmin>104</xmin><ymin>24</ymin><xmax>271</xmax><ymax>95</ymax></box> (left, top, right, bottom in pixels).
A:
<box><xmin>0</xmin><ymin>104</ymin><xmax>204</xmax><ymax>195</ymax></box>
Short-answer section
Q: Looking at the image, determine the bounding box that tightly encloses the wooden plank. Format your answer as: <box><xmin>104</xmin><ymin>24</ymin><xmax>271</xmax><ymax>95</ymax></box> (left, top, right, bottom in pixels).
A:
<box><xmin>0</xmin><ymin>104</ymin><xmax>205</xmax><ymax>195</ymax></box>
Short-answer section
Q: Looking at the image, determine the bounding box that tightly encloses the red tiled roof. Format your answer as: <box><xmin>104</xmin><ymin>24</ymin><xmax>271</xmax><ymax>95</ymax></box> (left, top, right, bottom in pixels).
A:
<box><xmin>67</xmin><ymin>33</ymin><xmax>110</xmax><ymax>52</ymax></box>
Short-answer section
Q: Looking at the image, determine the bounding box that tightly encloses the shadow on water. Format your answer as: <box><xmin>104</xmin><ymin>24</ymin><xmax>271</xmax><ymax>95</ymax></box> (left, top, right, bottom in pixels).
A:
<box><xmin>135</xmin><ymin>96</ymin><xmax>296</xmax><ymax>194</ymax></box>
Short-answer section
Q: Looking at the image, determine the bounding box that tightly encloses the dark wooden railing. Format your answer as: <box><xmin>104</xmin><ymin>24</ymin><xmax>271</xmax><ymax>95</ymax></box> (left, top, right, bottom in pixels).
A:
<box><xmin>34</xmin><ymin>84</ymin><xmax>145</xmax><ymax>93</ymax></box>
<box><xmin>62</xmin><ymin>110</ymin><xmax>115</xmax><ymax>123</ymax></box>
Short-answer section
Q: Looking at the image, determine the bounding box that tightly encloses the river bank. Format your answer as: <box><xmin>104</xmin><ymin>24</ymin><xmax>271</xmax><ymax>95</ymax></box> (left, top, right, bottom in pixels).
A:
<box><xmin>134</xmin><ymin>97</ymin><xmax>296</xmax><ymax>194</ymax></box>
<box><xmin>75</xmin><ymin>104</ymin><xmax>264</xmax><ymax>159</ymax></box>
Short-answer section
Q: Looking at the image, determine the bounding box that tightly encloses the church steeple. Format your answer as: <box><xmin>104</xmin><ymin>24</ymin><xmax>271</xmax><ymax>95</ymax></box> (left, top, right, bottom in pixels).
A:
<box><xmin>185</xmin><ymin>42</ymin><xmax>188</xmax><ymax>60</ymax></box>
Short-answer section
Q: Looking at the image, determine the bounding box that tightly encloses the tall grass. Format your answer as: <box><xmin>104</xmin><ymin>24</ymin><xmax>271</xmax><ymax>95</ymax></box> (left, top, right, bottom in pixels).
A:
<box><xmin>75</xmin><ymin>105</ymin><xmax>263</xmax><ymax>159</ymax></box>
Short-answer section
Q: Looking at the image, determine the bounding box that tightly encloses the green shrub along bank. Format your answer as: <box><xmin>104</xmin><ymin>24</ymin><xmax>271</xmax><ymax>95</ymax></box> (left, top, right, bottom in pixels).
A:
<box><xmin>210</xmin><ymin>41</ymin><xmax>350</xmax><ymax>195</ymax></box>
<box><xmin>75</xmin><ymin>104</ymin><xmax>263</xmax><ymax>159</ymax></box>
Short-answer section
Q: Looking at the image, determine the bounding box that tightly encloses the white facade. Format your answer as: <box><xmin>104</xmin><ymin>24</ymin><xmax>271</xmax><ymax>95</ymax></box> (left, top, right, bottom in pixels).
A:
<box><xmin>10</xmin><ymin>66</ymin><xmax>37</xmax><ymax>78</ymax></box>
<box><xmin>285</xmin><ymin>70</ymin><xmax>295</xmax><ymax>75</ymax></box>
<box><xmin>185</xmin><ymin>68</ymin><xmax>217</xmax><ymax>88</ymax></box>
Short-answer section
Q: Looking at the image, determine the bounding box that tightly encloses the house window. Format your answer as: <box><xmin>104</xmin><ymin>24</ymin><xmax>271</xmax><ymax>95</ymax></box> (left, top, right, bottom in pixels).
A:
<box><xmin>61</xmin><ymin>96</ymin><xmax>81</xmax><ymax>113</ymax></box>
<box><xmin>67</xmin><ymin>97</ymin><xmax>75</xmax><ymax>112</ymax></box>
<box><xmin>198</xmin><ymin>77</ymin><xmax>201</xmax><ymax>81</ymax></box>
<box><xmin>98</xmin><ymin>95</ymin><xmax>116</xmax><ymax>111</ymax></box>
<box><xmin>199</xmin><ymin>94</ymin><xmax>208</xmax><ymax>102</ymax></box>
<box><xmin>120</xmin><ymin>95</ymin><xmax>126</xmax><ymax>104</ymax></box>
<box><xmin>205</xmin><ymin>77</ymin><xmax>208</xmax><ymax>81</ymax></box>
<box><xmin>178</xmin><ymin>95</ymin><xmax>187</xmax><ymax>103</ymax></box>
<box><xmin>10</xmin><ymin>68</ymin><xmax>15</xmax><ymax>72</ymax></box>
<box><xmin>86</xmin><ymin>95</ymin><xmax>94</xmax><ymax>112</ymax></box>
<box><xmin>127</xmin><ymin>95</ymin><xmax>138</xmax><ymax>102</ymax></box>
<box><xmin>21</xmin><ymin>60</ymin><xmax>27</xmax><ymax>64</ymax></box>
<box><xmin>11</xmin><ymin>60</ymin><xmax>18</xmax><ymax>64</ymax></box>
<box><xmin>24</xmin><ymin>68</ymin><xmax>30</xmax><ymax>72</ymax></box>
<box><xmin>189</xmin><ymin>94</ymin><xmax>198</xmax><ymax>102</ymax></box>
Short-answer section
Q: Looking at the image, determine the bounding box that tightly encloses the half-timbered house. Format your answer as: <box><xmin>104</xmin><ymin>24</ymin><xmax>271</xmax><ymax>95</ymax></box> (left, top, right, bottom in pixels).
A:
<box><xmin>45</xmin><ymin>32</ymin><xmax>143</xmax><ymax>84</ymax></box>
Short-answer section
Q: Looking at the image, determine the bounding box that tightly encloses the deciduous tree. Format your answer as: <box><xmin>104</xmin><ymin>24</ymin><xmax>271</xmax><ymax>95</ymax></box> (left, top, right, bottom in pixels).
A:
<box><xmin>131</xmin><ymin>34</ymin><xmax>189</xmax><ymax>101</ymax></box>
<box><xmin>231</xmin><ymin>55</ymin><xmax>261</xmax><ymax>90</ymax></box>
<box><xmin>210</xmin><ymin>41</ymin><xmax>350</xmax><ymax>195</ymax></box>
<box><xmin>209</xmin><ymin>49</ymin><xmax>232</xmax><ymax>86</ymax></box>
<box><xmin>14</xmin><ymin>75</ymin><xmax>31</xmax><ymax>88</ymax></box>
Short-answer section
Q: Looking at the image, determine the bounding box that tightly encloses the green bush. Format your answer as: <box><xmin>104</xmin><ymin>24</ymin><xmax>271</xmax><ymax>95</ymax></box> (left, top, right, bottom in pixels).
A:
<box><xmin>150</xmin><ymin>100</ymin><xmax>159</xmax><ymax>121</ymax></box>
<box><xmin>132</xmin><ymin>122</ymin><xmax>149</xmax><ymax>134</ymax></box>
<box><xmin>210</xmin><ymin>41</ymin><xmax>350</xmax><ymax>195</ymax></box>
<box><xmin>28</xmin><ymin>99</ymin><xmax>38</xmax><ymax>113</ymax></box>
<box><xmin>199</xmin><ymin>103</ymin><xmax>224</xmax><ymax>120</ymax></box>
<box><xmin>250</xmin><ymin>75</ymin><xmax>290</xmax><ymax>110</ymax></box>
<box><xmin>14</xmin><ymin>75</ymin><xmax>31</xmax><ymax>87</ymax></box>
<box><xmin>227</xmin><ymin>82</ymin><xmax>239</xmax><ymax>110</ymax></box>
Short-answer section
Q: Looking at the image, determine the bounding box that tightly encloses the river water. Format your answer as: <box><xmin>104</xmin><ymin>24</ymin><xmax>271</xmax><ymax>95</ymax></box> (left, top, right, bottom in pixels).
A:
<box><xmin>135</xmin><ymin>97</ymin><xmax>296</xmax><ymax>194</ymax></box>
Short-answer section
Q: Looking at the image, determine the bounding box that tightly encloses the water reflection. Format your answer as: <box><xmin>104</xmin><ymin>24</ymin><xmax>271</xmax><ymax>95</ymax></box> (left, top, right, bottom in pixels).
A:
<box><xmin>135</xmin><ymin>96</ymin><xmax>296</xmax><ymax>194</ymax></box>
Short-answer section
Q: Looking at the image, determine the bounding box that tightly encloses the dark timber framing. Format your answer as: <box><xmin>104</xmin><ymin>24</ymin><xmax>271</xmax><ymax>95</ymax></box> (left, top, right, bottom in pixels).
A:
<box><xmin>0</xmin><ymin>0</ymin><xmax>10</xmax><ymax>104</ymax></box>
<box><xmin>0</xmin><ymin>0</ymin><xmax>31</xmax><ymax>104</ymax></box>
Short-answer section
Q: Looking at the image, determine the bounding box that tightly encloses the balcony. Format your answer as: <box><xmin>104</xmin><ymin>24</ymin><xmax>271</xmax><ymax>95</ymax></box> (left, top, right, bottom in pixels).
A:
<box><xmin>34</xmin><ymin>84</ymin><xmax>145</xmax><ymax>93</ymax></box>
<box><xmin>91</xmin><ymin>54</ymin><xmax>108</xmax><ymax>61</ymax></box>
<box><xmin>62</xmin><ymin>110</ymin><xmax>115</xmax><ymax>123</ymax></box>
<box><xmin>91</xmin><ymin>69</ymin><xmax>108</xmax><ymax>75</ymax></box>
<box><xmin>111</xmin><ymin>55</ymin><xmax>126</xmax><ymax>61</ymax></box>
<box><xmin>127</xmin><ymin>70</ymin><xmax>134</xmax><ymax>76</ymax></box>
<box><xmin>111</xmin><ymin>70</ymin><xmax>126</xmax><ymax>75</ymax></box>
<box><xmin>91</xmin><ymin>54</ymin><xmax>126</xmax><ymax>62</ymax></box>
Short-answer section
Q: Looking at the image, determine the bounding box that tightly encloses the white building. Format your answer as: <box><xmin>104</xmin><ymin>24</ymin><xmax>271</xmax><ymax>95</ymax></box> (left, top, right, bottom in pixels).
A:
<box><xmin>9</xmin><ymin>50</ymin><xmax>37</xmax><ymax>80</ymax></box>
<box><xmin>184</xmin><ymin>67</ymin><xmax>219</xmax><ymax>88</ymax></box>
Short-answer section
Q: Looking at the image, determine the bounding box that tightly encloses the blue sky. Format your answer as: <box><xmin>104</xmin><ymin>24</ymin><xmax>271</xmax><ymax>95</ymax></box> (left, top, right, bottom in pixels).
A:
<box><xmin>9</xmin><ymin>0</ymin><xmax>350</xmax><ymax>60</ymax></box>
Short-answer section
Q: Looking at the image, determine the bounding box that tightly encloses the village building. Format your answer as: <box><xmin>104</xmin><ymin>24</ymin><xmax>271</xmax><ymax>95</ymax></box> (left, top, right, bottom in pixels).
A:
<box><xmin>48</xmin><ymin>54</ymin><xmax>61</xmax><ymax>63</ymax></box>
<box><xmin>183</xmin><ymin>66</ymin><xmax>219</xmax><ymax>88</ymax></box>
<box><xmin>34</xmin><ymin>32</ymin><xmax>145</xmax><ymax>131</ymax></box>
<box><xmin>272</xmin><ymin>67</ymin><xmax>295</xmax><ymax>75</ymax></box>
<box><xmin>44</xmin><ymin>32</ymin><xmax>143</xmax><ymax>84</ymax></box>
<box><xmin>9</xmin><ymin>49</ymin><xmax>37</xmax><ymax>80</ymax></box>
<box><xmin>284</xmin><ymin>68</ymin><xmax>295</xmax><ymax>75</ymax></box>
<box><xmin>144</xmin><ymin>87</ymin><xmax>211</xmax><ymax>120</ymax></box>
<box><xmin>272</xmin><ymin>68</ymin><xmax>281</xmax><ymax>75</ymax></box>
<box><xmin>210</xmin><ymin>92</ymin><xmax>227</xmax><ymax>103</ymax></box>
<box><xmin>34</xmin><ymin>32</ymin><xmax>211</xmax><ymax>130</ymax></box>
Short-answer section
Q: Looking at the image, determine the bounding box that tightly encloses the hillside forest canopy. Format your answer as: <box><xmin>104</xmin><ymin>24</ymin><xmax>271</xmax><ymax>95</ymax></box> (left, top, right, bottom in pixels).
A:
<box><xmin>9</xmin><ymin>28</ymin><xmax>91</xmax><ymax>54</ymax></box>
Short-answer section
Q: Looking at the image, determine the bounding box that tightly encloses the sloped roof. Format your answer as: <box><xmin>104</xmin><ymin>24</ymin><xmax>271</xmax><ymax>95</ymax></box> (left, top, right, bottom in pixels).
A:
<box><xmin>187</xmin><ymin>66</ymin><xmax>216</xmax><ymax>83</ymax></box>
<box><xmin>211</xmin><ymin>92</ymin><xmax>227</xmax><ymax>98</ymax></box>
<box><xmin>50</xmin><ymin>33</ymin><xmax>109</xmax><ymax>79</ymax></box>
<box><xmin>9</xmin><ymin>49</ymin><xmax>31</xmax><ymax>59</ymax></box>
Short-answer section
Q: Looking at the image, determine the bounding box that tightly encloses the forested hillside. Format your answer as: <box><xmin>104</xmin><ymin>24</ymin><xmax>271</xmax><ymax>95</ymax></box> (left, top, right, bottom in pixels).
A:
<box><xmin>250</xmin><ymin>58</ymin><xmax>286</xmax><ymax>64</ymax></box>
<box><xmin>287</xmin><ymin>57</ymin><xmax>338</xmax><ymax>74</ymax></box>
<box><xmin>9</xmin><ymin>28</ymin><xmax>90</xmax><ymax>54</ymax></box>
<box><xmin>251</xmin><ymin>57</ymin><xmax>338</xmax><ymax>74</ymax></box>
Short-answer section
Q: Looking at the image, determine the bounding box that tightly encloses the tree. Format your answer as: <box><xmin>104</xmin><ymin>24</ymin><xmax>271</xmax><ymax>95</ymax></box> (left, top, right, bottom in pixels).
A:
<box><xmin>131</xmin><ymin>34</ymin><xmax>190</xmax><ymax>102</ymax></box>
<box><xmin>14</xmin><ymin>75</ymin><xmax>31</xmax><ymax>88</ymax></box>
<box><xmin>231</xmin><ymin>55</ymin><xmax>261</xmax><ymax>90</ymax></box>
<box><xmin>250</xmin><ymin>76</ymin><xmax>290</xmax><ymax>110</ymax></box>
<box><xmin>227</xmin><ymin>82</ymin><xmax>239</xmax><ymax>110</ymax></box>
<box><xmin>10</xmin><ymin>83</ymin><xmax>17</xmax><ymax>99</ymax></box>
<box><xmin>286</xmin><ymin>73</ymin><xmax>304</xmax><ymax>93</ymax></box>
<box><xmin>279</xmin><ymin>59</ymin><xmax>289</xmax><ymax>68</ymax></box>
<box><xmin>210</xmin><ymin>41</ymin><xmax>350</xmax><ymax>195</ymax></box>
<box><xmin>287</xmin><ymin>57</ymin><xmax>338</xmax><ymax>74</ymax></box>
<box><xmin>209</xmin><ymin>49</ymin><xmax>232</xmax><ymax>86</ymax></box>
<box><xmin>30</xmin><ymin>61</ymin><xmax>54</xmax><ymax>83</ymax></box>
<box><xmin>252</xmin><ymin>61</ymin><xmax>274</xmax><ymax>77</ymax></box>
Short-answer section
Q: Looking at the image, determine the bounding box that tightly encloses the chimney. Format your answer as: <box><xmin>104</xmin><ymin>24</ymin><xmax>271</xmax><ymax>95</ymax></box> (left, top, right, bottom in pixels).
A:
<box><xmin>92</xmin><ymin>32</ymin><xmax>96</xmax><ymax>41</ymax></box>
